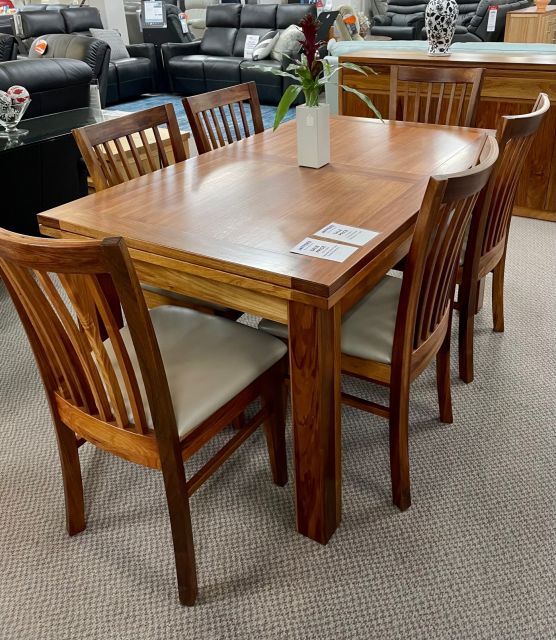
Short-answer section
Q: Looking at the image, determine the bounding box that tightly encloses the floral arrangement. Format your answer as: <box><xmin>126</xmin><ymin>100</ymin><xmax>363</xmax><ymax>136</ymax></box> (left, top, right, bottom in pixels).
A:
<box><xmin>263</xmin><ymin>14</ymin><xmax>381</xmax><ymax>130</ymax></box>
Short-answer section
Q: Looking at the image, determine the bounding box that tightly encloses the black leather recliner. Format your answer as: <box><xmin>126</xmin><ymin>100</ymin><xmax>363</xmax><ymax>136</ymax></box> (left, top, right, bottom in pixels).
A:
<box><xmin>162</xmin><ymin>3</ymin><xmax>315</xmax><ymax>105</ymax></box>
<box><xmin>16</xmin><ymin>8</ymin><xmax>157</xmax><ymax>105</ymax></box>
<box><xmin>0</xmin><ymin>57</ymin><xmax>92</xmax><ymax>118</ymax></box>
<box><xmin>0</xmin><ymin>33</ymin><xmax>17</xmax><ymax>62</ymax></box>
<box><xmin>452</xmin><ymin>0</ymin><xmax>530</xmax><ymax>41</ymax></box>
<box><xmin>27</xmin><ymin>33</ymin><xmax>110</xmax><ymax>106</ymax></box>
<box><xmin>371</xmin><ymin>0</ymin><xmax>427</xmax><ymax>40</ymax></box>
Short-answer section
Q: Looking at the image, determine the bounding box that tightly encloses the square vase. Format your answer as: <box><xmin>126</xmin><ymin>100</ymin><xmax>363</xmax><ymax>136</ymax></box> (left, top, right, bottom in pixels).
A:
<box><xmin>296</xmin><ymin>103</ymin><xmax>330</xmax><ymax>169</ymax></box>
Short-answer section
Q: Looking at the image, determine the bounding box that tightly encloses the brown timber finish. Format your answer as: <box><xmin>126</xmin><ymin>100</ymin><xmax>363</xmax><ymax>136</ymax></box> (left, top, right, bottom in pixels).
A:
<box><xmin>338</xmin><ymin>49</ymin><xmax>556</xmax><ymax>221</ymax></box>
<box><xmin>38</xmin><ymin>116</ymin><xmax>489</xmax><ymax>545</ymax></box>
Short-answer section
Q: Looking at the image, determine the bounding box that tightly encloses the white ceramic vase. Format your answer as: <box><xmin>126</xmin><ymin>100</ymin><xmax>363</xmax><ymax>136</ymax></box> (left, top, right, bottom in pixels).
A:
<box><xmin>296</xmin><ymin>103</ymin><xmax>330</xmax><ymax>169</ymax></box>
<box><xmin>425</xmin><ymin>0</ymin><xmax>459</xmax><ymax>57</ymax></box>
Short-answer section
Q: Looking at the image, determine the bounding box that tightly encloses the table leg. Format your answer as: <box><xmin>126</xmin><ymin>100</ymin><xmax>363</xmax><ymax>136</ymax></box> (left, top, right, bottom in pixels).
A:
<box><xmin>288</xmin><ymin>300</ymin><xmax>341</xmax><ymax>544</ymax></box>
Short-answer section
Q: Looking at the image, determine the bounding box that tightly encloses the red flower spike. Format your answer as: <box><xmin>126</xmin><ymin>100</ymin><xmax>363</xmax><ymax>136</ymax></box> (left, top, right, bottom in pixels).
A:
<box><xmin>299</xmin><ymin>14</ymin><xmax>325</xmax><ymax>80</ymax></box>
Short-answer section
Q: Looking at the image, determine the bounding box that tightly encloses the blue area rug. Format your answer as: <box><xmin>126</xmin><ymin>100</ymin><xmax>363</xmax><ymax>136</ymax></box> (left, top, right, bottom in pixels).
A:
<box><xmin>106</xmin><ymin>93</ymin><xmax>295</xmax><ymax>133</ymax></box>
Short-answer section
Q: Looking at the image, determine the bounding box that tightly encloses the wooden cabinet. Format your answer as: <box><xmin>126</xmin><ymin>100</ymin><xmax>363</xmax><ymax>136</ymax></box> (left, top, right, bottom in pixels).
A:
<box><xmin>504</xmin><ymin>6</ymin><xmax>556</xmax><ymax>43</ymax></box>
<box><xmin>338</xmin><ymin>49</ymin><xmax>556</xmax><ymax>222</ymax></box>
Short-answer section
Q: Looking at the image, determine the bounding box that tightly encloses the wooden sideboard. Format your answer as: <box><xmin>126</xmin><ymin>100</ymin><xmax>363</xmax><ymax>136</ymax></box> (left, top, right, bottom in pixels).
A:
<box><xmin>504</xmin><ymin>6</ymin><xmax>556</xmax><ymax>44</ymax></box>
<box><xmin>338</xmin><ymin>49</ymin><xmax>556</xmax><ymax>221</ymax></box>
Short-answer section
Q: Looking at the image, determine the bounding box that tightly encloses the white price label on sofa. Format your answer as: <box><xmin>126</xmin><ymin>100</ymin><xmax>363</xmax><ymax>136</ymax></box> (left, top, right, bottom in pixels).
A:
<box><xmin>487</xmin><ymin>5</ymin><xmax>498</xmax><ymax>32</ymax></box>
<box><xmin>314</xmin><ymin>222</ymin><xmax>379</xmax><ymax>246</ymax></box>
<box><xmin>290</xmin><ymin>238</ymin><xmax>358</xmax><ymax>262</ymax></box>
<box><xmin>244</xmin><ymin>35</ymin><xmax>260</xmax><ymax>60</ymax></box>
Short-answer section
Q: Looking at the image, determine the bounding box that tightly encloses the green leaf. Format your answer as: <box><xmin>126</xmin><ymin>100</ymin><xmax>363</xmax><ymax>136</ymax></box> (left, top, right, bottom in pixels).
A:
<box><xmin>247</xmin><ymin>63</ymin><xmax>299</xmax><ymax>81</ymax></box>
<box><xmin>340</xmin><ymin>84</ymin><xmax>383</xmax><ymax>121</ymax></box>
<box><xmin>339</xmin><ymin>62</ymin><xmax>378</xmax><ymax>76</ymax></box>
<box><xmin>273</xmin><ymin>84</ymin><xmax>303</xmax><ymax>130</ymax></box>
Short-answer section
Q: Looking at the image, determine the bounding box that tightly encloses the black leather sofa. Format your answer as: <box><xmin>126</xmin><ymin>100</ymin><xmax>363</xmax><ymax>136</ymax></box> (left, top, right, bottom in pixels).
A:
<box><xmin>450</xmin><ymin>0</ymin><xmax>530</xmax><ymax>41</ymax></box>
<box><xmin>0</xmin><ymin>57</ymin><xmax>92</xmax><ymax>118</ymax></box>
<box><xmin>162</xmin><ymin>3</ymin><xmax>315</xmax><ymax>105</ymax></box>
<box><xmin>0</xmin><ymin>33</ymin><xmax>17</xmax><ymax>62</ymax></box>
<box><xmin>371</xmin><ymin>0</ymin><xmax>427</xmax><ymax>40</ymax></box>
<box><xmin>14</xmin><ymin>6</ymin><xmax>157</xmax><ymax>105</ymax></box>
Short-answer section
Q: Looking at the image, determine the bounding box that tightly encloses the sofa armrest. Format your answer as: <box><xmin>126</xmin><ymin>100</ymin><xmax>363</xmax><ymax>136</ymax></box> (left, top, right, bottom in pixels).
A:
<box><xmin>161</xmin><ymin>40</ymin><xmax>202</xmax><ymax>62</ymax></box>
<box><xmin>372</xmin><ymin>15</ymin><xmax>391</xmax><ymax>26</ymax></box>
<box><xmin>126</xmin><ymin>42</ymin><xmax>156</xmax><ymax>60</ymax></box>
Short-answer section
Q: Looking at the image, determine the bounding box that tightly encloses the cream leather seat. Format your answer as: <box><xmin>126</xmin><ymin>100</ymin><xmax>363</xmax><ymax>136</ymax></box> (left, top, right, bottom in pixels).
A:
<box><xmin>107</xmin><ymin>305</ymin><xmax>287</xmax><ymax>437</ymax></box>
<box><xmin>259</xmin><ymin>275</ymin><xmax>402</xmax><ymax>365</ymax></box>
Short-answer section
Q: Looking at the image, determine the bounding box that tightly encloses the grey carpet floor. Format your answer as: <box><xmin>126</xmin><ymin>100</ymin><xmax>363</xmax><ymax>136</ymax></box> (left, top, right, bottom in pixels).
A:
<box><xmin>0</xmin><ymin>217</ymin><xmax>555</xmax><ymax>640</ymax></box>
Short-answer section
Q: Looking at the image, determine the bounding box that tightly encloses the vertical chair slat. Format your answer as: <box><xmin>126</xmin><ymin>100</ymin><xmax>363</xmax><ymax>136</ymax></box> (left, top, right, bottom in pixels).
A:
<box><xmin>126</xmin><ymin>134</ymin><xmax>146</xmax><ymax>177</ymax></box>
<box><xmin>113</xmin><ymin>138</ymin><xmax>135</xmax><ymax>181</ymax></box>
<box><xmin>201</xmin><ymin>111</ymin><xmax>218</xmax><ymax>150</ymax></box>
<box><xmin>139</xmin><ymin>129</ymin><xmax>158</xmax><ymax>172</ymax></box>
<box><xmin>229</xmin><ymin>103</ymin><xmax>242</xmax><ymax>140</ymax></box>
<box><xmin>152</xmin><ymin>125</ymin><xmax>170</xmax><ymax>168</ymax></box>
<box><xmin>238</xmin><ymin>101</ymin><xmax>250</xmax><ymax>137</ymax></box>
<box><xmin>219</xmin><ymin>105</ymin><xmax>234</xmax><ymax>143</ymax></box>
<box><xmin>102</xmin><ymin>142</ymin><xmax>125</xmax><ymax>185</ymax></box>
<box><xmin>209</xmin><ymin>109</ymin><xmax>225</xmax><ymax>147</ymax></box>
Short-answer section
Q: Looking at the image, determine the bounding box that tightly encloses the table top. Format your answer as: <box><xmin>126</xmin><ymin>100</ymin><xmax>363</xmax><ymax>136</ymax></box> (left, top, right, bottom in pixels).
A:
<box><xmin>38</xmin><ymin>116</ymin><xmax>487</xmax><ymax>299</ymax></box>
<box><xmin>338</xmin><ymin>47</ymin><xmax>556</xmax><ymax>69</ymax></box>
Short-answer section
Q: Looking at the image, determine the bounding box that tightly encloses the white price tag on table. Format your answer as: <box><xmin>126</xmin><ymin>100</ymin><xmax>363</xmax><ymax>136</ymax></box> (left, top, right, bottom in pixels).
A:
<box><xmin>314</xmin><ymin>222</ymin><xmax>379</xmax><ymax>246</ymax></box>
<box><xmin>290</xmin><ymin>238</ymin><xmax>358</xmax><ymax>262</ymax></box>
<box><xmin>487</xmin><ymin>5</ymin><xmax>498</xmax><ymax>32</ymax></box>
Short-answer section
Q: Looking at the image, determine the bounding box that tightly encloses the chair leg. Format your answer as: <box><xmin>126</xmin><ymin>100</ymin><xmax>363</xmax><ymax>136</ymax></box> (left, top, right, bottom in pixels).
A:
<box><xmin>492</xmin><ymin>257</ymin><xmax>506</xmax><ymax>333</ymax></box>
<box><xmin>53</xmin><ymin>417</ymin><xmax>85</xmax><ymax>536</ymax></box>
<box><xmin>159</xmin><ymin>443</ymin><xmax>198</xmax><ymax>606</ymax></box>
<box><xmin>458</xmin><ymin>295</ymin><xmax>475</xmax><ymax>384</ymax></box>
<box><xmin>261</xmin><ymin>359</ymin><xmax>288</xmax><ymax>487</ymax></box>
<box><xmin>437</xmin><ymin>330</ymin><xmax>454</xmax><ymax>423</ymax></box>
<box><xmin>389</xmin><ymin>381</ymin><xmax>411</xmax><ymax>512</ymax></box>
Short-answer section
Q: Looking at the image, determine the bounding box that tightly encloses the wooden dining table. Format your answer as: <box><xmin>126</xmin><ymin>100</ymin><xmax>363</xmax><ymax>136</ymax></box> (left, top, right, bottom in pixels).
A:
<box><xmin>38</xmin><ymin>115</ymin><xmax>489</xmax><ymax>545</ymax></box>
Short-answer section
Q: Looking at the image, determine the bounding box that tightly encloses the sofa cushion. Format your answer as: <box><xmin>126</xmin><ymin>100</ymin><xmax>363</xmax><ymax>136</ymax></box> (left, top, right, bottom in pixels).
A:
<box><xmin>19</xmin><ymin>10</ymin><xmax>66</xmax><ymax>40</ymax></box>
<box><xmin>276</xmin><ymin>4</ymin><xmax>316</xmax><ymax>30</ymax></box>
<box><xmin>270</xmin><ymin>24</ymin><xmax>302</xmax><ymax>62</ymax></box>
<box><xmin>200</xmin><ymin>27</ymin><xmax>237</xmax><ymax>56</ymax></box>
<box><xmin>252</xmin><ymin>30</ymin><xmax>279</xmax><ymax>61</ymax></box>
<box><xmin>204</xmin><ymin>56</ymin><xmax>242</xmax><ymax>90</ymax></box>
<box><xmin>61</xmin><ymin>7</ymin><xmax>103</xmax><ymax>35</ymax></box>
<box><xmin>167</xmin><ymin>54</ymin><xmax>207</xmax><ymax>94</ymax></box>
<box><xmin>205</xmin><ymin>4</ymin><xmax>241</xmax><ymax>28</ymax></box>
<box><xmin>240</xmin><ymin>4</ymin><xmax>277</xmax><ymax>28</ymax></box>
<box><xmin>240</xmin><ymin>58</ymin><xmax>282</xmax><ymax>103</ymax></box>
<box><xmin>233</xmin><ymin>27</ymin><xmax>274</xmax><ymax>58</ymax></box>
<box><xmin>90</xmin><ymin>28</ymin><xmax>130</xmax><ymax>61</ymax></box>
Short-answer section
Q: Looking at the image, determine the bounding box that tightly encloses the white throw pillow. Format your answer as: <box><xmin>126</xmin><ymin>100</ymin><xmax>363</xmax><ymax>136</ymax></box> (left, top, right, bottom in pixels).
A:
<box><xmin>252</xmin><ymin>30</ymin><xmax>279</xmax><ymax>61</ymax></box>
<box><xmin>90</xmin><ymin>28</ymin><xmax>130</xmax><ymax>61</ymax></box>
<box><xmin>270</xmin><ymin>25</ymin><xmax>303</xmax><ymax>63</ymax></box>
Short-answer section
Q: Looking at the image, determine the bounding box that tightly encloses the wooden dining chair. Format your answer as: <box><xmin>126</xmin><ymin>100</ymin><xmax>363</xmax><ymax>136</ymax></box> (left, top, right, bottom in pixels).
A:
<box><xmin>456</xmin><ymin>93</ymin><xmax>550</xmax><ymax>383</ymax></box>
<box><xmin>389</xmin><ymin>66</ymin><xmax>485</xmax><ymax>128</ymax></box>
<box><xmin>0</xmin><ymin>229</ymin><xmax>289</xmax><ymax>606</ymax></box>
<box><xmin>73</xmin><ymin>104</ymin><xmax>187</xmax><ymax>192</ymax></box>
<box><xmin>259</xmin><ymin>136</ymin><xmax>499</xmax><ymax>512</ymax></box>
<box><xmin>183</xmin><ymin>81</ymin><xmax>264</xmax><ymax>155</ymax></box>
<box><xmin>72</xmin><ymin>104</ymin><xmax>241</xmax><ymax>319</ymax></box>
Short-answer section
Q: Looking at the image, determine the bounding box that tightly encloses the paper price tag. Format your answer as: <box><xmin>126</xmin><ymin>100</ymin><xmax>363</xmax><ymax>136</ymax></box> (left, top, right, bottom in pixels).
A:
<box><xmin>291</xmin><ymin>238</ymin><xmax>358</xmax><ymax>262</ymax></box>
<box><xmin>487</xmin><ymin>5</ymin><xmax>498</xmax><ymax>32</ymax></box>
<box><xmin>243</xmin><ymin>34</ymin><xmax>260</xmax><ymax>60</ymax></box>
<box><xmin>314</xmin><ymin>222</ymin><xmax>379</xmax><ymax>246</ymax></box>
<box><xmin>179</xmin><ymin>12</ymin><xmax>189</xmax><ymax>33</ymax></box>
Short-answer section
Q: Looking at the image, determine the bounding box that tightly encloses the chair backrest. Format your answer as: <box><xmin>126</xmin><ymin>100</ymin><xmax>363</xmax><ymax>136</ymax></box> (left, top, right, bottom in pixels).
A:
<box><xmin>0</xmin><ymin>230</ymin><xmax>178</xmax><ymax>465</ymax></box>
<box><xmin>183</xmin><ymin>82</ymin><xmax>263</xmax><ymax>155</ymax></box>
<box><xmin>73</xmin><ymin>104</ymin><xmax>187</xmax><ymax>192</ymax></box>
<box><xmin>472</xmin><ymin>93</ymin><xmax>550</xmax><ymax>274</ymax></box>
<box><xmin>394</xmin><ymin>135</ymin><xmax>499</xmax><ymax>364</ymax></box>
<box><xmin>389</xmin><ymin>66</ymin><xmax>485</xmax><ymax>128</ymax></box>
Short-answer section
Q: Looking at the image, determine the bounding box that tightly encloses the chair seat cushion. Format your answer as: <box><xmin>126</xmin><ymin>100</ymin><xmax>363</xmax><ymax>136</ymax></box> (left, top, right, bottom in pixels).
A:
<box><xmin>106</xmin><ymin>306</ymin><xmax>287</xmax><ymax>437</ymax></box>
<box><xmin>258</xmin><ymin>275</ymin><xmax>402</xmax><ymax>365</ymax></box>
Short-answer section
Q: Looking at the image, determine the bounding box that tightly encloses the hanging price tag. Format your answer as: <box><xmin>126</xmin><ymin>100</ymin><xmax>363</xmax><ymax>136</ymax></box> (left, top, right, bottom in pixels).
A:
<box><xmin>178</xmin><ymin>12</ymin><xmax>189</xmax><ymax>34</ymax></box>
<box><xmin>487</xmin><ymin>5</ymin><xmax>498</xmax><ymax>32</ymax></box>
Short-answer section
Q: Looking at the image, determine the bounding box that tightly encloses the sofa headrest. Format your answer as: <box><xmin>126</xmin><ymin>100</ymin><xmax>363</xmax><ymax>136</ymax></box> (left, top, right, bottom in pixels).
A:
<box><xmin>276</xmin><ymin>4</ymin><xmax>316</xmax><ymax>30</ymax></box>
<box><xmin>0</xmin><ymin>57</ymin><xmax>93</xmax><ymax>93</ymax></box>
<box><xmin>205</xmin><ymin>4</ymin><xmax>241</xmax><ymax>28</ymax></box>
<box><xmin>19</xmin><ymin>10</ymin><xmax>66</xmax><ymax>39</ymax></box>
<box><xmin>27</xmin><ymin>33</ymin><xmax>109</xmax><ymax>80</ymax></box>
<box><xmin>18</xmin><ymin>5</ymin><xmax>47</xmax><ymax>12</ymax></box>
<box><xmin>61</xmin><ymin>7</ymin><xmax>104</xmax><ymax>34</ymax></box>
<box><xmin>386</xmin><ymin>0</ymin><xmax>427</xmax><ymax>12</ymax></box>
<box><xmin>240</xmin><ymin>4</ymin><xmax>277</xmax><ymax>28</ymax></box>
